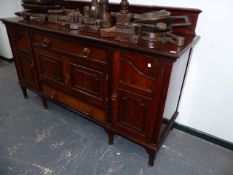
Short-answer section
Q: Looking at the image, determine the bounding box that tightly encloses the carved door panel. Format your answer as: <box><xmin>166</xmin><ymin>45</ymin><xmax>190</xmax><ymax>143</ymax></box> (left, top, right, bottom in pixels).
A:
<box><xmin>34</xmin><ymin>48</ymin><xmax>66</xmax><ymax>91</ymax></box>
<box><xmin>15</xmin><ymin>51</ymin><xmax>37</xmax><ymax>88</ymax></box>
<box><xmin>112</xmin><ymin>51</ymin><xmax>163</xmax><ymax>142</ymax></box>
<box><xmin>11</xmin><ymin>27</ymin><xmax>37</xmax><ymax>89</ymax></box>
<box><xmin>67</xmin><ymin>57</ymin><xmax>108</xmax><ymax>107</ymax></box>
<box><xmin>12</xmin><ymin>26</ymin><xmax>32</xmax><ymax>54</ymax></box>
<box><xmin>113</xmin><ymin>90</ymin><xmax>152</xmax><ymax>140</ymax></box>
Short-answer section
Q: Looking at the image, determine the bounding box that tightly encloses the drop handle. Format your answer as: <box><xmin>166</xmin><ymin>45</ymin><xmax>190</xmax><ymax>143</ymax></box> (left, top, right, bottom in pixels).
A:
<box><xmin>41</xmin><ymin>38</ymin><xmax>50</xmax><ymax>47</ymax></box>
<box><xmin>80</xmin><ymin>48</ymin><xmax>90</xmax><ymax>57</ymax></box>
<box><xmin>50</xmin><ymin>91</ymin><xmax>56</xmax><ymax>99</ymax></box>
<box><xmin>83</xmin><ymin>106</ymin><xmax>91</xmax><ymax>115</ymax></box>
<box><xmin>111</xmin><ymin>89</ymin><xmax>117</xmax><ymax>101</ymax></box>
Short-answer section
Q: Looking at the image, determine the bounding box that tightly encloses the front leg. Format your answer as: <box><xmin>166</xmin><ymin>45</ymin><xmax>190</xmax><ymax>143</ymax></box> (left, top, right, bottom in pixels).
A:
<box><xmin>20</xmin><ymin>85</ymin><xmax>28</xmax><ymax>99</ymax></box>
<box><xmin>145</xmin><ymin>148</ymin><xmax>157</xmax><ymax>166</ymax></box>
<box><xmin>105</xmin><ymin>128</ymin><xmax>114</xmax><ymax>145</ymax></box>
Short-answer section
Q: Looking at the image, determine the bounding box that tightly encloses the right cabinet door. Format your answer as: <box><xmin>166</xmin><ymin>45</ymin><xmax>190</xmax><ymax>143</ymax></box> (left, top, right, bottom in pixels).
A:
<box><xmin>112</xmin><ymin>51</ymin><xmax>164</xmax><ymax>142</ymax></box>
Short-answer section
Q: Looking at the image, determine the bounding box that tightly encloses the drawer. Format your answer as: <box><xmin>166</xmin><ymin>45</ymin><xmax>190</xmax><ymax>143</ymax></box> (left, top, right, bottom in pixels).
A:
<box><xmin>42</xmin><ymin>84</ymin><xmax>106</xmax><ymax>123</ymax></box>
<box><xmin>33</xmin><ymin>33</ymin><xmax>108</xmax><ymax>64</ymax></box>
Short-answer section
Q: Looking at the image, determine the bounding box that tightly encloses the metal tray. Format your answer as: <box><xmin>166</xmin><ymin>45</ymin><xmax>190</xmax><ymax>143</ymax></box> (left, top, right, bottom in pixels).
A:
<box><xmin>22</xmin><ymin>3</ymin><xmax>61</xmax><ymax>11</ymax></box>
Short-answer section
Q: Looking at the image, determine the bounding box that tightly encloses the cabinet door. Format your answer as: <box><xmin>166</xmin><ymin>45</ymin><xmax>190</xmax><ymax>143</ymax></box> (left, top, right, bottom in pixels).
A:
<box><xmin>67</xmin><ymin>57</ymin><xmax>108</xmax><ymax>107</ymax></box>
<box><xmin>114</xmin><ymin>90</ymin><xmax>152</xmax><ymax>139</ymax></box>
<box><xmin>111</xmin><ymin>51</ymin><xmax>164</xmax><ymax>142</ymax></box>
<box><xmin>34</xmin><ymin>48</ymin><xmax>66</xmax><ymax>91</ymax></box>
<box><xmin>15</xmin><ymin>51</ymin><xmax>37</xmax><ymax>88</ymax></box>
<box><xmin>11</xmin><ymin>27</ymin><xmax>37</xmax><ymax>89</ymax></box>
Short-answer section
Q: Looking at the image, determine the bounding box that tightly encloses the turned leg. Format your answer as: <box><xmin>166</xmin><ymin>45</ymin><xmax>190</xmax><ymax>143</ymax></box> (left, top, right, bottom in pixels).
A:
<box><xmin>20</xmin><ymin>85</ymin><xmax>28</xmax><ymax>99</ymax></box>
<box><xmin>105</xmin><ymin>129</ymin><xmax>114</xmax><ymax>145</ymax></box>
<box><xmin>39</xmin><ymin>95</ymin><xmax>48</xmax><ymax>110</ymax></box>
<box><xmin>146</xmin><ymin>148</ymin><xmax>157</xmax><ymax>166</ymax></box>
<box><xmin>108</xmin><ymin>131</ymin><xmax>114</xmax><ymax>145</ymax></box>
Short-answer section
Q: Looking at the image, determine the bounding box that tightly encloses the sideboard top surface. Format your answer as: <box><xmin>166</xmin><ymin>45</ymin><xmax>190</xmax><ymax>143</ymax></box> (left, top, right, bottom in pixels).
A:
<box><xmin>2</xmin><ymin>17</ymin><xmax>200</xmax><ymax>60</ymax></box>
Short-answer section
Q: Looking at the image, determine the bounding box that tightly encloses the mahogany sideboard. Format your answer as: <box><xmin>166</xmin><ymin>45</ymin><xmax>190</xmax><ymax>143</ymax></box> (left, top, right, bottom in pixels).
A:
<box><xmin>2</xmin><ymin>3</ymin><xmax>201</xmax><ymax>166</ymax></box>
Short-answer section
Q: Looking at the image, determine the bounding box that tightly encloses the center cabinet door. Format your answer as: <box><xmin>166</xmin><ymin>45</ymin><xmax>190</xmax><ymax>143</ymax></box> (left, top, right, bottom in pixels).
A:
<box><xmin>34</xmin><ymin>48</ymin><xmax>66</xmax><ymax>92</ymax></box>
<box><xmin>67</xmin><ymin>57</ymin><xmax>108</xmax><ymax>108</ymax></box>
<box><xmin>111</xmin><ymin>51</ymin><xmax>164</xmax><ymax>143</ymax></box>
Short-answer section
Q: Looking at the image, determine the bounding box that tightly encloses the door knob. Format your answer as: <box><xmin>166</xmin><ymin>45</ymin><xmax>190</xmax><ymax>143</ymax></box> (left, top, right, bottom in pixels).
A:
<box><xmin>111</xmin><ymin>89</ymin><xmax>117</xmax><ymax>101</ymax></box>
<box><xmin>50</xmin><ymin>91</ymin><xmax>56</xmax><ymax>98</ymax></box>
<box><xmin>83</xmin><ymin>106</ymin><xmax>91</xmax><ymax>115</ymax></box>
<box><xmin>41</xmin><ymin>38</ymin><xmax>50</xmax><ymax>47</ymax></box>
<box><xmin>81</xmin><ymin>48</ymin><xmax>90</xmax><ymax>57</ymax></box>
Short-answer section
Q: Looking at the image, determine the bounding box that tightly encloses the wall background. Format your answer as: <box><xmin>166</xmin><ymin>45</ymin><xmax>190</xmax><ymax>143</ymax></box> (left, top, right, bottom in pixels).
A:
<box><xmin>0</xmin><ymin>0</ymin><xmax>23</xmax><ymax>59</ymax></box>
<box><xmin>1</xmin><ymin>0</ymin><xmax>233</xmax><ymax>143</ymax></box>
<box><xmin>111</xmin><ymin>0</ymin><xmax>233</xmax><ymax>143</ymax></box>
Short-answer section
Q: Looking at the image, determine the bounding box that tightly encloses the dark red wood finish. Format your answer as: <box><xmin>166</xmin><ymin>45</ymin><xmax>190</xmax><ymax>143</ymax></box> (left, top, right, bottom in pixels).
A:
<box><xmin>2</xmin><ymin>5</ymin><xmax>200</xmax><ymax>166</ymax></box>
<box><xmin>5</xmin><ymin>25</ymin><xmax>39</xmax><ymax>98</ymax></box>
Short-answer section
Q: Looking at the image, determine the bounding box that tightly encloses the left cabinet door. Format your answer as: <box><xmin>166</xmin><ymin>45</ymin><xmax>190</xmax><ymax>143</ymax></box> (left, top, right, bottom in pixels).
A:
<box><xmin>9</xmin><ymin>25</ymin><xmax>38</xmax><ymax>89</ymax></box>
<box><xmin>15</xmin><ymin>51</ymin><xmax>37</xmax><ymax>88</ymax></box>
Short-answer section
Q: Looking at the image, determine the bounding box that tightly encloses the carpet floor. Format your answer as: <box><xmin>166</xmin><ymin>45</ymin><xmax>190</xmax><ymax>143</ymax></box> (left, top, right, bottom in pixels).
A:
<box><xmin>0</xmin><ymin>60</ymin><xmax>232</xmax><ymax>175</ymax></box>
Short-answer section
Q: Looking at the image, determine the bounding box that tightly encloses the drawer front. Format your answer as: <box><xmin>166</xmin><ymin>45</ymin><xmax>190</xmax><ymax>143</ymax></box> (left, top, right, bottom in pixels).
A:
<box><xmin>43</xmin><ymin>84</ymin><xmax>106</xmax><ymax>123</ymax></box>
<box><xmin>118</xmin><ymin>51</ymin><xmax>164</xmax><ymax>96</ymax></box>
<box><xmin>33</xmin><ymin>33</ymin><xmax>108</xmax><ymax>64</ymax></box>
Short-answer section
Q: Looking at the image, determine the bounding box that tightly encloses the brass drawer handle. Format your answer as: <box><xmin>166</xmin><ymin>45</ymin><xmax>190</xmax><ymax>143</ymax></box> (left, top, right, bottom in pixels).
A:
<box><xmin>83</xmin><ymin>106</ymin><xmax>91</xmax><ymax>115</ymax></box>
<box><xmin>50</xmin><ymin>91</ymin><xmax>56</xmax><ymax>99</ymax></box>
<box><xmin>41</xmin><ymin>38</ymin><xmax>50</xmax><ymax>47</ymax></box>
<box><xmin>81</xmin><ymin>48</ymin><xmax>90</xmax><ymax>57</ymax></box>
